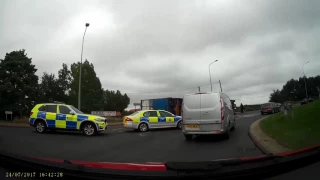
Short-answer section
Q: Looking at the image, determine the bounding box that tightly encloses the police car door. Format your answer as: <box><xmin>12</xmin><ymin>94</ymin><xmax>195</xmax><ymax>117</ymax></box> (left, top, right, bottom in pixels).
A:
<box><xmin>159</xmin><ymin>111</ymin><xmax>174</xmax><ymax>127</ymax></box>
<box><xmin>45</xmin><ymin>105</ymin><xmax>58</xmax><ymax>129</ymax></box>
<box><xmin>148</xmin><ymin>111</ymin><xmax>159</xmax><ymax>128</ymax></box>
<box><xmin>58</xmin><ymin>105</ymin><xmax>77</xmax><ymax>129</ymax></box>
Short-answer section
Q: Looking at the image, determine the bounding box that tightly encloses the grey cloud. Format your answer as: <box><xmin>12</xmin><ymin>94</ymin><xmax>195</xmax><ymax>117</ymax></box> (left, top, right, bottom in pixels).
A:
<box><xmin>1</xmin><ymin>0</ymin><xmax>320</xmax><ymax>107</ymax></box>
<box><xmin>95</xmin><ymin>0</ymin><xmax>320</xmax><ymax>63</ymax></box>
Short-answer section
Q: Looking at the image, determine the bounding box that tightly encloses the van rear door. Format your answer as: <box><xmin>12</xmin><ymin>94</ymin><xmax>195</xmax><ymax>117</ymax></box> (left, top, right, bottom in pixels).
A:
<box><xmin>200</xmin><ymin>93</ymin><xmax>222</xmax><ymax>131</ymax></box>
<box><xmin>183</xmin><ymin>92</ymin><xmax>222</xmax><ymax>132</ymax></box>
<box><xmin>183</xmin><ymin>93</ymin><xmax>201</xmax><ymax>125</ymax></box>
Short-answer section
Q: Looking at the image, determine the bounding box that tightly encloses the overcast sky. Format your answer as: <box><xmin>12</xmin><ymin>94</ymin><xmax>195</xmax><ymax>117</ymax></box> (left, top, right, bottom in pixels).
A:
<box><xmin>1</xmin><ymin>0</ymin><xmax>320</xmax><ymax>110</ymax></box>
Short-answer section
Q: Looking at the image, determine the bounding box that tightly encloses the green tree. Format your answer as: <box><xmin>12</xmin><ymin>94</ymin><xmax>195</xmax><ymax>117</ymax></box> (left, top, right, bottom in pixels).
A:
<box><xmin>57</xmin><ymin>63</ymin><xmax>72</xmax><ymax>95</ymax></box>
<box><xmin>269</xmin><ymin>76</ymin><xmax>320</xmax><ymax>102</ymax></box>
<box><xmin>0</xmin><ymin>50</ymin><xmax>39</xmax><ymax>118</ymax></box>
<box><xmin>39</xmin><ymin>72</ymin><xmax>66</xmax><ymax>103</ymax></box>
<box><xmin>103</xmin><ymin>90</ymin><xmax>130</xmax><ymax>112</ymax></box>
<box><xmin>69</xmin><ymin>60</ymin><xmax>104</xmax><ymax>113</ymax></box>
<box><xmin>269</xmin><ymin>89</ymin><xmax>283</xmax><ymax>103</ymax></box>
<box><xmin>56</xmin><ymin>63</ymin><xmax>72</xmax><ymax>102</ymax></box>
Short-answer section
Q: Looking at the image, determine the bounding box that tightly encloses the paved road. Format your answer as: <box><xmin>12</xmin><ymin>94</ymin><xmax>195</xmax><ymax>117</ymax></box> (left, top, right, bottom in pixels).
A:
<box><xmin>0</xmin><ymin>111</ymin><xmax>264</xmax><ymax>162</ymax></box>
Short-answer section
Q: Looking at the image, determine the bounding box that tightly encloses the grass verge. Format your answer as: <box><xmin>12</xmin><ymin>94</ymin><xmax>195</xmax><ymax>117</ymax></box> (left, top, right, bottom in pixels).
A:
<box><xmin>260</xmin><ymin>100</ymin><xmax>320</xmax><ymax>150</ymax></box>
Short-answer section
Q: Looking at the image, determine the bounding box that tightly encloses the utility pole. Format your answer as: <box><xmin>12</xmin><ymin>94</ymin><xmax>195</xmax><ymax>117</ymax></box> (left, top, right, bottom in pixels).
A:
<box><xmin>198</xmin><ymin>86</ymin><xmax>201</xmax><ymax>92</ymax></box>
<box><xmin>302</xmin><ymin>61</ymin><xmax>310</xmax><ymax>99</ymax></box>
<box><xmin>208</xmin><ymin>60</ymin><xmax>218</xmax><ymax>91</ymax></box>
<box><xmin>78</xmin><ymin>23</ymin><xmax>90</xmax><ymax>110</ymax></box>
<box><xmin>219</xmin><ymin>80</ymin><xmax>223</xmax><ymax>92</ymax></box>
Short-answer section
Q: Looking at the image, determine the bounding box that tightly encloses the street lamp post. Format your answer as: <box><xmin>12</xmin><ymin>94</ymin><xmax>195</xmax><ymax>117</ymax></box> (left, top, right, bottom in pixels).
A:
<box><xmin>302</xmin><ymin>61</ymin><xmax>310</xmax><ymax>99</ymax></box>
<box><xmin>78</xmin><ymin>23</ymin><xmax>90</xmax><ymax>110</ymax></box>
<box><xmin>209</xmin><ymin>60</ymin><xmax>218</xmax><ymax>92</ymax></box>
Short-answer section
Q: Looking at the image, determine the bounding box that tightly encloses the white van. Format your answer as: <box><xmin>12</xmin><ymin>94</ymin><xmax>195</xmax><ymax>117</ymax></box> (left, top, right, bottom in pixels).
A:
<box><xmin>182</xmin><ymin>92</ymin><xmax>236</xmax><ymax>140</ymax></box>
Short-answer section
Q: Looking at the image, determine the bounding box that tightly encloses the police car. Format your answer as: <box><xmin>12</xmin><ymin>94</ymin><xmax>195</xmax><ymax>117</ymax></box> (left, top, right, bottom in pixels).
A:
<box><xmin>123</xmin><ymin>110</ymin><xmax>182</xmax><ymax>132</ymax></box>
<box><xmin>29</xmin><ymin>102</ymin><xmax>107</xmax><ymax>136</ymax></box>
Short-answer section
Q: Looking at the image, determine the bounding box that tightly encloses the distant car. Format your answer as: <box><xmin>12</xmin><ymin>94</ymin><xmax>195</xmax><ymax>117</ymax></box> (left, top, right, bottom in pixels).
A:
<box><xmin>182</xmin><ymin>92</ymin><xmax>236</xmax><ymax>140</ymax></box>
<box><xmin>260</xmin><ymin>103</ymin><xmax>280</xmax><ymax>115</ymax></box>
<box><xmin>308</xmin><ymin>98</ymin><xmax>314</xmax><ymax>103</ymax></box>
<box><xmin>301</xmin><ymin>98</ymin><xmax>308</xmax><ymax>105</ymax></box>
<box><xmin>123</xmin><ymin>110</ymin><xmax>182</xmax><ymax>132</ymax></box>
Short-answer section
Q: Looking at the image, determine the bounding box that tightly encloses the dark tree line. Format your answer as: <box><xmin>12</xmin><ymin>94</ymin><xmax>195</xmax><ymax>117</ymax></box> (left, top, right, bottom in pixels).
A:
<box><xmin>0</xmin><ymin>50</ymin><xmax>130</xmax><ymax>119</ymax></box>
<box><xmin>269</xmin><ymin>76</ymin><xmax>320</xmax><ymax>103</ymax></box>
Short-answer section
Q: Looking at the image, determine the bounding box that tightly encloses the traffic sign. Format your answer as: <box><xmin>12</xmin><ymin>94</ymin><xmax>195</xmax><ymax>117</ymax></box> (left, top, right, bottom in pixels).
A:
<box><xmin>5</xmin><ymin>111</ymin><xmax>13</xmax><ymax>121</ymax></box>
<box><xmin>5</xmin><ymin>111</ymin><xmax>12</xmax><ymax>115</ymax></box>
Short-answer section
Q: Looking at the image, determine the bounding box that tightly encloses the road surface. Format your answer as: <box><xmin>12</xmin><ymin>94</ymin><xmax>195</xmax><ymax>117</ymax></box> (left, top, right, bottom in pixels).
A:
<box><xmin>0</xmin><ymin>110</ymin><xmax>264</xmax><ymax>162</ymax></box>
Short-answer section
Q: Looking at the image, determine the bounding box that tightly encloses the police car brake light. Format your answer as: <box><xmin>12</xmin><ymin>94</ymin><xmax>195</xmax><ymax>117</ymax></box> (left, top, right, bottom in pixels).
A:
<box><xmin>126</xmin><ymin>118</ymin><xmax>133</xmax><ymax>122</ymax></box>
<box><xmin>195</xmin><ymin>92</ymin><xmax>206</xmax><ymax>94</ymax></box>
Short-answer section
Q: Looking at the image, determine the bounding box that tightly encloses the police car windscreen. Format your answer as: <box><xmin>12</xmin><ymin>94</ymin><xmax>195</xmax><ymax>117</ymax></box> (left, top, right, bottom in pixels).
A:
<box><xmin>70</xmin><ymin>106</ymin><xmax>84</xmax><ymax>114</ymax></box>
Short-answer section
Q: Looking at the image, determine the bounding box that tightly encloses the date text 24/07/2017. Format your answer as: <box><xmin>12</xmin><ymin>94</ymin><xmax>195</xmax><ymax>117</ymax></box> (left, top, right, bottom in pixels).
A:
<box><xmin>5</xmin><ymin>172</ymin><xmax>64</xmax><ymax>178</ymax></box>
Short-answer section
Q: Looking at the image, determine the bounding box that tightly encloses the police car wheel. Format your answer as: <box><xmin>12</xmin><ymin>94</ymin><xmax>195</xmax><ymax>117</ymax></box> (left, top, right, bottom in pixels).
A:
<box><xmin>138</xmin><ymin>123</ymin><xmax>148</xmax><ymax>132</ymax></box>
<box><xmin>35</xmin><ymin>121</ymin><xmax>46</xmax><ymax>133</ymax></box>
<box><xmin>82</xmin><ymin>123</ymin><xmax>96</xmax><ymax>136</ymax></box>
<box><xmin>177</xmin><ymin>121</ymin><xmax>182</xmax><ymax>129</ymax></box>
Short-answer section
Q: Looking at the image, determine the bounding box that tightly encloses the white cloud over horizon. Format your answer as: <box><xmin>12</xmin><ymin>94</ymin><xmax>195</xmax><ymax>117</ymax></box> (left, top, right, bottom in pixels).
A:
<box><xmin>1</xmin><ymin>0</ymin><xmax>320</xmax><ymax>110</ymax></box>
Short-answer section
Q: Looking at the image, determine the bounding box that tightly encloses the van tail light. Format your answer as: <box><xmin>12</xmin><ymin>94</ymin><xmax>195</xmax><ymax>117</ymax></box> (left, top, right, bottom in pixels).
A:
<box><xmin>220</xmin><ymin>97</ymin><xmax>225</xmax><ymax>121</ymax></box>
<box><xmin>30</xmin><ymin>112</ymin><xmax>33</xmax><ymax>116</ymax></box>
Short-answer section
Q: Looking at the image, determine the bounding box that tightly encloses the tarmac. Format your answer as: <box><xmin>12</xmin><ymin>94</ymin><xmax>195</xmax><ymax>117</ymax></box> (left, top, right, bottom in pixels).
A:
<box><xmin>0</xmin><ymin>121</ymin><xmax>123</xmax><ymax>127</ymax></box>
<box><xmin>1</xmin><ymin>112</ymin><xmax>293</xmax><ymax>155</ymax></box>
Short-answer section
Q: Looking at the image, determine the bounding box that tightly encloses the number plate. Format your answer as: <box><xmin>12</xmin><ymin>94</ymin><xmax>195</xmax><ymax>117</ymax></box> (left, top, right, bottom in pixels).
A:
<box><xmin>185</xmin><ymin>124</ymin><xmax>199</xmax><ymax>129</ymax></box>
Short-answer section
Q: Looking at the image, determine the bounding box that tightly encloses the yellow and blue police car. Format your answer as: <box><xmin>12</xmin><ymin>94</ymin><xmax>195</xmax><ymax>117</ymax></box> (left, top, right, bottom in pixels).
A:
<box><xmin>123</xmin><ymin>110</ymin><xmax>182</xmax><ymax>132</ymax></box>
<box><xmin>29</xmin><ymin>102</ymin><xmax>107</xmax><ymax>136</ymax></box>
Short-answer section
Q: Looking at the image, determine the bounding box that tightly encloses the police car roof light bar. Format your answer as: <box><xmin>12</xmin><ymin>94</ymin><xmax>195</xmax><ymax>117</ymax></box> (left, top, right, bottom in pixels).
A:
<box><xmin>53</xmin><ymin>101</ymin><xmax>65</xmax><ymax>104</ymax></box>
